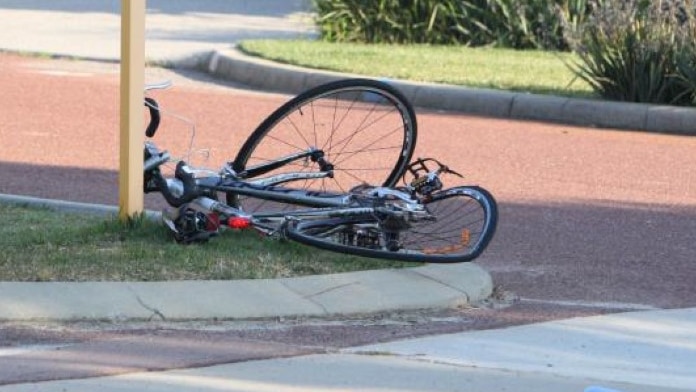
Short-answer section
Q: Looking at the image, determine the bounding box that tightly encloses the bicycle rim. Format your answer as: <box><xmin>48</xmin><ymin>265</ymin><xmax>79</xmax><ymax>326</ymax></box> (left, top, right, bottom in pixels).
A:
<box><xmin>229</xmin><ymin>78</ymin><xmax>417</xmax><ymax>214</ymax></box>
<box><xmin>287</xmin><ymin>186</ymin><xmax>498</xmax><ymax>263</ymax></box>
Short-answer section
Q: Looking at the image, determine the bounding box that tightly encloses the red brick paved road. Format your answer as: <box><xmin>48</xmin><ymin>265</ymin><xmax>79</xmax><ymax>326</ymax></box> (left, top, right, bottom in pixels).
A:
<box><xmin>2</xmin><ymin>53</ymin><xmax>696</xmax><ymax>309</ymax></box>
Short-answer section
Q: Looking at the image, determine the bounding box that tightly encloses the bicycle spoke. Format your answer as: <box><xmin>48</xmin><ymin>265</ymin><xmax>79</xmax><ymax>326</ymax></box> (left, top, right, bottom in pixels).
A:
<box><xmin>284</xmin><ymin>109</ymin><xmax>313</xmax><ymax>148</ymax></box>
<box><xmin>231</xmin><ymin>79</ymin><xmax>416</xmax><ymax>220</ymax></box>
<box><xmin>329</xmin><ymin>105</ymin><xmax>397</xmax><ymax>158</ymax></box>
<box><xmin>332</xmin><ymin>126</ymin><xmax>405</xmax><ymax>167</ymax></box>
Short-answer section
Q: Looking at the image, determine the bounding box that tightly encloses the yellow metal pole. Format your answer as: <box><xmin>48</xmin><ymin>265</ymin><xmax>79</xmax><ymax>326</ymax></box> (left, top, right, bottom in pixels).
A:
<box><xmin>119</xmin><ymin>0</ymin><xmax>146</xmax><ymax>221</ymax></box>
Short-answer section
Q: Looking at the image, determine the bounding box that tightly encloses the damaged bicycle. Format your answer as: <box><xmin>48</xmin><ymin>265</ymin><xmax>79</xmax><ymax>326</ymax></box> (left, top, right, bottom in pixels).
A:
<box><xmin>143</xmin><ymin>78</ymin><xmax>497</xmax><ymax>263</ymax></box>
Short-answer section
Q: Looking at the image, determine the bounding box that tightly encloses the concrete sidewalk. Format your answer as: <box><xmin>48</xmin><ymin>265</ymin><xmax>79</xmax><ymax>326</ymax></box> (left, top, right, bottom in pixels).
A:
<box><xmin>1</xmin><ymin>308</ymin><xmax>693</xmax><ymax>391</ymax></box>
<box><xmin>0</xmin><ymin>0</ymin><xmax>316</xmax><ymax>62</ymax></box>
<box><xmin>351</xmin><ymin>307</ymin><xmax>696</xmax><ymax>391</ymax></box>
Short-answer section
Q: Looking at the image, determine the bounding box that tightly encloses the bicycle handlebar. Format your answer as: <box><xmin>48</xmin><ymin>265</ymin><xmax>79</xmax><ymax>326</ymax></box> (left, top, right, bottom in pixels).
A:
<box><xmin>142</xmin><ymin>81</ymin><xmax>201</xmax><ymax>207</ymax></box>
<box><xmin>143</xmin><ymin>81</ymin><xmax>171</xmax><ymax>138</ymax></box>
<box><xmin>150</xmin><ymin>161</ymin><xmax>200</xmax><ymax>207</ymax></box>
<box><xmin>144</xmin><ymin>97</ymin><xmax>160</xmax><ymax>138</ymax></box>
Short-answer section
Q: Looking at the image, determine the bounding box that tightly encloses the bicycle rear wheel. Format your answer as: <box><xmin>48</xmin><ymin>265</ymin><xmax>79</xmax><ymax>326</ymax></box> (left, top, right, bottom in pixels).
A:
<box><xmin>286</xmin><ymin>186</ymin><xmax>498</xmax><ymax>263</ymax></box>
<box><xmin>228</xmin><ymin>78</ymin><xmax>417</xmax><ymax>214</ymax></box>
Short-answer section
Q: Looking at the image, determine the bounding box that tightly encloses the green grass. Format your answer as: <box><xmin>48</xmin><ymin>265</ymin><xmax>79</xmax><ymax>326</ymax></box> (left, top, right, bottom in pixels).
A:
<box><xmin>0</xmin><ymin>203</ymin><xmax>417</xmax><ymax>282</ymax></box>
<box><xmin>239</xmin><ymin>40</ymin><xmax>594</xmax><ymax>98</ymax></box>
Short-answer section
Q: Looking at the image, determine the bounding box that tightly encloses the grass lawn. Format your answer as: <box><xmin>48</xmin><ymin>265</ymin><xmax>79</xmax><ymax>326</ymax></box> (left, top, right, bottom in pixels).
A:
<box><xmin>239</xmin><ymin>40</ymin><xmax>594</xmax><ymax>98</ymax></box>
<box><xmin>0</xmin><ymin>203</ymin><xmax>416</xmax><ymax>282</ymax></box>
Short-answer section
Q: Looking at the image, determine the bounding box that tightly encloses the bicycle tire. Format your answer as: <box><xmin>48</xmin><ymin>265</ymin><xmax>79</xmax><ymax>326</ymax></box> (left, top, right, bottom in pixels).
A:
<box><xmin>286</xmin><ymin>186</ymin><xmax>498</xmax><ymax>263</ymax></box>
<box><xmin>228</xmin><ymin>78</ymin><xmax>417</xmax><ymax>214</ymax></box>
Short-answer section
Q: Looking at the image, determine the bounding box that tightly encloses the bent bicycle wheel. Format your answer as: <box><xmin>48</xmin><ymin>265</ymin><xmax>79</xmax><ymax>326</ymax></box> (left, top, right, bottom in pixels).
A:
<box><xmin>286</xmin><ymin>186</ymin><xmax>498</xmax><ymax>263</ymax></box>
<box><xmin>228</xmin><ymin>78</ymin><xmax>417</xmax><ymax>214</ymax></box>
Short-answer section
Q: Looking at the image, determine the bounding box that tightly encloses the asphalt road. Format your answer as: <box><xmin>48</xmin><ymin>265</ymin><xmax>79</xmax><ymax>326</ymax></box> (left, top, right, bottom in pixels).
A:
<box><xmin>2</xmin><ymin>54</ymin><xmax>695</xmax><ymax>310</ymax></box>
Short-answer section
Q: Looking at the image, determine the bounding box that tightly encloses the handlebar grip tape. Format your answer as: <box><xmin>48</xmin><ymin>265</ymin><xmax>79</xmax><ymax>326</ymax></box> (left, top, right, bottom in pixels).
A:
<box><xmin>145</xmin><ymin>97</ymin><xmax>160</xmax><ymax>138</ymax></box>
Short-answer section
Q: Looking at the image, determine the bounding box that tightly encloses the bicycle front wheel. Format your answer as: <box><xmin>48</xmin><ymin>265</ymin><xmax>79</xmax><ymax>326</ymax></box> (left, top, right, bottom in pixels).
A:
<box><xmin>286</xmin><ymin>186</ymin><xmax>498</xmax><ymax>263</ymax></box>
<box><xmin>229</xmin><ymin>78</ymin><xmax>417</xmax><ymax>213</ymax></box>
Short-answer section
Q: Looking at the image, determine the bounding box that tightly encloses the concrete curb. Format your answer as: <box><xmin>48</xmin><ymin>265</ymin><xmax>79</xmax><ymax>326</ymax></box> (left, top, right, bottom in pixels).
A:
<box><xmin>0</xmin><ymin>264</ymin><xmax>492</xmax><ymax>321</ymax></box>
<box><xmin>0</xmin><ymin>194</ymin><xmax>492</xmax><ymax>321</ymax></box>
<box><xmin>0</xmin><ymin>193</ymin><xmax>121</xmax><ymax>216</ymax></box>
<box><xmin>0</xmin><ymin>193</ymin><xmax>163</xmax><ymax>220</ymax></box>
<box><xmin>202</xmin><ymin>47</ymin><xmax>696</xmax><ymax>135</ymax></box>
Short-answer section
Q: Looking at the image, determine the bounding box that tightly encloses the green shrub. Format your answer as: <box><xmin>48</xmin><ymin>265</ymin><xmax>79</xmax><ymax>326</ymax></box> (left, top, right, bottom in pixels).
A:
<box><xmin>313</xmin><ymin>0</ymin><xmax>469</xmax><ymax>44</ymax></box>
<box><xmin>312</xmin><ymin>0</ymin><xmax>598</xmax><ymax>50</ymax></box>
<box><xmin>556</xmin><ymin>0</ymin><xmax>597</xmax><ymax>47</ymax></box>
<box><xmin>568</xmin><ymin>0</ymin><xmax>696</xmax><ymax>105</ymax></box>
<box><xmin>460</xmin><ymin>0</ymin><xmax>554</xmax><ymax>48</ymax></box>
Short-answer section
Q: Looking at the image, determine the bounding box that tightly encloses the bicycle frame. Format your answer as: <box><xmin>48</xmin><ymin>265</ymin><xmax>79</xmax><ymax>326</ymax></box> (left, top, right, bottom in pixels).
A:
<box><xmin>143</xmin><ymin>80</ymin><xmax>419</xmax><ymax>219</ymax></box>
<box><xmin>212</xmin><ymin>141</ymin><xmax>418</xmax><ymax>205</ymax></box>
<box><xmin>150</xmin><ymin>141</ymin><xmax>427</xmax><ymax>225</ymax></box>
<box><xmin>198</xmin><ymin>177</ymin><xmax>348</xmax><ymax>209</ymax></box>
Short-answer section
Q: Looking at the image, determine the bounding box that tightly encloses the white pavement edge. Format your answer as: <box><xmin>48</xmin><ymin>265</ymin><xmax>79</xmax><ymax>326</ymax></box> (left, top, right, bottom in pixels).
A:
<box><xmin>1</xmin><ymin>309</ymin><xmax>693</xmax><ymax>392</ymax></box>
<box><xmin>0</xmin><ymin>193</ymin><xmax>492</xmax><ymax>321</ymax></box>
<box><xmin>346</xmin><ymin>307</ymin><xmax>696</xmax><ymax>391</ymax></box>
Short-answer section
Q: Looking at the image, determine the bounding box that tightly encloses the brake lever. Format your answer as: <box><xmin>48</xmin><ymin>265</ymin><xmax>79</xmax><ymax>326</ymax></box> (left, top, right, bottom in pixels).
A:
<box><xmin>144</xmin><ymin>80</ymin><xmax>173</xmax><ymax>92</ymax></box>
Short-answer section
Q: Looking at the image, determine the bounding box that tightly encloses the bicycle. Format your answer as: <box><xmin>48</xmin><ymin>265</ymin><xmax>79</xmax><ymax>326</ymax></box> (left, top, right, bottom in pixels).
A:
<box><xmin>143</xmin><ymin>78</ymin><xmax>498</xmax><ymax>263</ymax></box>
